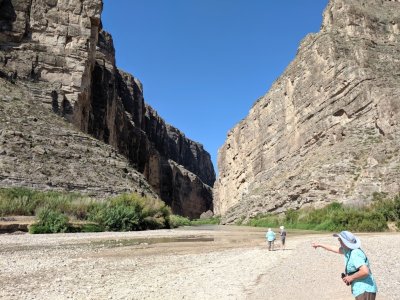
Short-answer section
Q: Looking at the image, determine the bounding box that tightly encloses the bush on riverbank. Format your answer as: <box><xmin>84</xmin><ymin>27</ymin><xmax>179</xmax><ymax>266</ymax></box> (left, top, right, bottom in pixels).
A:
<box><xmin>29</xmin><ymin>207</ymin><xmax>70</xmax><ymax>234</ymax></box>
<box><xmin>169</xmin><ymin>215</ymin><xmax>192</xmax><ymax>228</ymax></box>
<box><xmin>87</xmin><ymin>193</ymin><xmax>171</xmax><ymax>231</ymax></box>
<box><xmin>191</xmin><ymin>216</ymin><xmax>221</xmax><ymax>225</ymax></box>
<box><xmin>0</xmin><ymin>187</ymin><xmax>93</xmax><ymax>218</ymax></box>
<box><xmin>168</xmin><ymin>215</ymin><xmax>221</xmax><ymax>228</ymax></box>
<box><xmin>0</xmin><ymin>187</ymin><xmax>171</xmax><ymax>233</ymax></box>
<box><xmin>3</xmin><ymin>188</ymin><xmax>398</xmax><ymax>233</ymax></box>
<box><xmin>244</xmin><ymin>193</ymin><xmax>400</xmax><ymax>232</ymax></box>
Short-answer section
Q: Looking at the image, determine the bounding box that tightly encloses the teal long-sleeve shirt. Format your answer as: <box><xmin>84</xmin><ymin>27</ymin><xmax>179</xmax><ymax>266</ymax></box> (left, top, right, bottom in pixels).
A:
<box><xmin>266</xmin><ymin>231</ymin><xmax>276</xmax><ymax>241</ymax></box>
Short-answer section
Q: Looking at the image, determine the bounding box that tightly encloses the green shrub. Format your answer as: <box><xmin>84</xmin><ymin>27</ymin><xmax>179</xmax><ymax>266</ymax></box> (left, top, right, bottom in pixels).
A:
<box><xmin>354</xmin><ymin>212</ymin><xmax>387</xmax><ymax>232</ymax></box>
<box><xmin>246</xmin><ymin>196</ymin><xmax>398</xmax><ymax>232</ymax></box>
<box><xmin>191</xmin><ymin>216</ymin><xmax>221</xmax><ymax>225</ymax></box>
<box><xmin>0</xmin><ymin>195</ymin><xmax>36</xmax><ymax>216</ymax></box>
<box><xmin>29</xmin><ymin>208</ymin><xmax>70</xmax><ymax>234</ymax></box>
<box><xmin>88</xmin><ymin>193</ymin><xmax>170</xmax><ymax>231</ymax></box>
<box><xmin>0</xmin><ymin>187</ymin><xmax>41</xmax><ymax>215</ymax></box>
<box><xmin>300</xmin><ymin>203</ymin><xmax>344</xmax><ymax>227</ymax></box>
<box><xmin>246</xmin><ymin>214</ymin><xmax>280</xmax><ymax>227</ymax></box>
<box><xmin>328</xmin><ymin>209</ymin><xmax>353</xmax><ymax>230</ymax></box>
<box><xmin>29</xmin><ymin>224</ymin><xmax>51</xmax><ymax>234</ymax></box>
<box><xmin>0</xmin><ymin>187</ymin><xmax>93</xmax><ymax>219</ymax></box>
<box><xmin>169</xmin><ymin>215</ymin><xmax>191</xmax><ymax>228</ymax></box>
<box><xmin>234</xmin><ymin>216</ymin><xmax>245</xmax><ymax>225</ymax></box>
<box><xmin>1</xmin><ymin>188</ymin><xmax>175</xmax><ymax>233</ymax></box>
<box><xmin>395</xmin><ymin>195</ymin><xmax>400</xmax><ymax>220</ymax></box>
<box><xmin>67</xmin><ymin>199</ymin><xmax>93</xmax><ymax>220</ymax></box>
<box><xmin>142</xmin><ymin>215</ymin><xmax>166</xmax><ymax>230</ymax></box>
<box><xmin>372</xmin><ymin>199</ymin><xmax>396</xmax><ymax>222</ymax></box>
<box><xmin>376</xmin><ymin>194</ymin><xmax>400</xmax><ymax>221</ymax></box>
<box><xmin>314</xmin><ymin>219</ymin><xmax>337</xmax><ymax>231</ymax></box>
<box><xmin>285</xmin><ymin>209</ymin><xmax>300</xmax><ymax>225</ymax></box>
<box><xmin>0</xmin><ymin>187</ymin><xmax>36</xmax><ymax>200</ymax></box>
<box><xmin>99</xmin><ymin>205</ymin><xmax>140</xmax><ymax>231</ymax></box>
<box><xmin>141</xmin><ymin>197</ymin><xmax>171</xmax><ymax>229</ymax></box>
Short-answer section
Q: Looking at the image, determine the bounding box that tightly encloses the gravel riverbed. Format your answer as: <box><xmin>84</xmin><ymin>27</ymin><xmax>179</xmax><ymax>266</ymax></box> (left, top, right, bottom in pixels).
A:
<box><xmin>0</xmin><ymin>227</ymin><xmax>398</xmax><ymax>299</ymax></box>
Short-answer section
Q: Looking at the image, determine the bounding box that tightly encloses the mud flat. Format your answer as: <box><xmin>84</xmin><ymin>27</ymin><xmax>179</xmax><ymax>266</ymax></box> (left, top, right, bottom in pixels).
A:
<box><xmin>0</xmin><ymin>226</ymin><xmax>398</xmax><ymax>299</ymax></box>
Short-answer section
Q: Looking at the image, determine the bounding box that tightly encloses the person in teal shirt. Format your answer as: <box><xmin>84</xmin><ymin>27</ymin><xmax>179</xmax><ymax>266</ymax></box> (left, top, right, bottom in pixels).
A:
<box><xmin>312</xmin><ymin>231</ymin><xmax>377</xmax><ymax>300</ymax></box>
<box><xmin>266</xmin><ymin>228</ymin><xmax>276</xmax><ymax>251</ymax></box>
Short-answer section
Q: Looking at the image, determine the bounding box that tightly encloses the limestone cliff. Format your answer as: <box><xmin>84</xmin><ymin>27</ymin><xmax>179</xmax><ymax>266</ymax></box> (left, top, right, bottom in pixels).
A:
<box><xmin>0</xmin><ymin>0</ymin><xmax>215</xmax><ymax>218</ymax></box>
<box><xmin>214</xmin><ymin>0</ymin><xmax>400</xmax><ymax>223</ymax></box>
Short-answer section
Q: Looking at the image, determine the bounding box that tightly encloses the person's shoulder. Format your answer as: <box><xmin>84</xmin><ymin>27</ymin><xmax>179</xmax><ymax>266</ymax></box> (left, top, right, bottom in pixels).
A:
<box><xmin>352</xmin><ymin>248</ymin><xmax>366</xmax><ymax>258</ymax></box>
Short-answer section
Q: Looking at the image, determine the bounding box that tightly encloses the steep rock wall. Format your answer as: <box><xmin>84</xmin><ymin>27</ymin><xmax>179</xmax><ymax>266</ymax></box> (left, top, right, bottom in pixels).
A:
<box><xmin>0</xmin><ymin>0</ymin><xmax>215</xmax><ymax>217</ymax></box>
<box><xmin>85</xmin><ymin>30</ymin><xmax>214</xmax><ymax>217</ymax></box>
<box><xmin>214</xmin><ymin>0</ymin><xmax>400</xmax><ymax>223</ymax></box>
<box><xmin>0</xmin><ymin>0</ymin><xmax>102</xmax><ymax>117</ymax></box>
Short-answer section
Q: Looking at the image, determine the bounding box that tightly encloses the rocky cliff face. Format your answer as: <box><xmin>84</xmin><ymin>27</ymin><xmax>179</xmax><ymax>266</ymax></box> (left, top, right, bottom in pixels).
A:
<box><xmin>214</xmin><ymin>0</ymin><xmax>400</xmax><ymax>223</ymax></box>
<box><xmin>0</xmin><ymin>0</ymin><xmax>215</xmax><ymax>218</ymax></box>
<box><xmin>84</xmin><ymin>30</ymin><xmax>214</xmax><ymax>218</ymax></box>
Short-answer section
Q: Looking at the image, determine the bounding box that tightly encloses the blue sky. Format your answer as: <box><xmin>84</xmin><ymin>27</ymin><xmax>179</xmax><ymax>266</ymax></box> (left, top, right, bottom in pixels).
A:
<box><xmin>101</xmin><ymin>0</ymin><xmax>329</xmax><ymax>174</ymax></box>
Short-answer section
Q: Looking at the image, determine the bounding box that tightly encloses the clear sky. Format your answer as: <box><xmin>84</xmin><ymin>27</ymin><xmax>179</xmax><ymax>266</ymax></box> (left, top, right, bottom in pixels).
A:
<box><xmin>101</xmin><ymin>0</ymin><xmax>329</xmax><ymax>174</ymax></box>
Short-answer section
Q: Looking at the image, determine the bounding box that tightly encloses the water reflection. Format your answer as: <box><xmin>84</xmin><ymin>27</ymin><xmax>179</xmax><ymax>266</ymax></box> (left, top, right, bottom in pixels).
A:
<box><xmin>93</xmin><ymin>236</ymin><xmax>215</xmax><ymax>248</ymax></box>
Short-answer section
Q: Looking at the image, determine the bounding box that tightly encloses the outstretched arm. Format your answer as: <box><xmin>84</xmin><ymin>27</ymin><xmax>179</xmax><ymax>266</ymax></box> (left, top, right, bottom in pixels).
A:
<box><xmin>311</xmin><ymin>242</ymin><xmax>343</xmax><ymax>254</ymax></box>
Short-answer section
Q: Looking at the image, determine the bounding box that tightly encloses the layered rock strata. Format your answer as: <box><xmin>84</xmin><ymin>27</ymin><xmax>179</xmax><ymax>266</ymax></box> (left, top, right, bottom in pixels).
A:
<box><xmin>0</xmin><ymin>77</ymin><xmax>157</xmax><ymax>199</ymax></box>
<box><xmin>0</xmin><ymin>0</ymin><xmax>215</xmax><ymax>218</ymax></box>
<box><xmin>214</xmin><ymin>0</ymin><xmax>400</xmax><ymax>223</ymax></box>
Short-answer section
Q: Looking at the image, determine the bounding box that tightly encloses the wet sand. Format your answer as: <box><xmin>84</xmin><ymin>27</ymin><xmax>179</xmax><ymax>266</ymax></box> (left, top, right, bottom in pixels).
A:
<box><xmin>0</xmin><ymin>226</ymin><xmax>398</xmax><ymax>299</ymax></box>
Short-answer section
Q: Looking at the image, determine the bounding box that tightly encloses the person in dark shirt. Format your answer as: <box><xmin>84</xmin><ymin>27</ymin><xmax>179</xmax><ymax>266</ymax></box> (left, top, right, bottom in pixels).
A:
<box><xmin>279</xmin><ymin>225</ymin><xmax>287</xmax><ymax>250</ymax></box>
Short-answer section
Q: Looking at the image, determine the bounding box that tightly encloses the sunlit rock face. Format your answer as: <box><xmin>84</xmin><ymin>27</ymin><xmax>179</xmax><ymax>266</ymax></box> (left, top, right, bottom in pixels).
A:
<box><xmin>214</xmin><ymin>0</ymin><xmax>400</xmax><ymax>223</ymax></box>
<box><xmin>0</xmin><ymin>0</ymin><xmax>102</xmax><ymax>116</ymax></box>
<box><xmin>0</xmin><ymin>0</ymin><xmax>215</xmax><ymax>218</ymax></box>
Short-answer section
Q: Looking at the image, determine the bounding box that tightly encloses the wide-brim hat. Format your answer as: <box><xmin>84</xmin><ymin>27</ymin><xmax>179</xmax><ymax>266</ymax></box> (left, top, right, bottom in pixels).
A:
<box><xmin>333</xmin><ymin>231</ymin><xmax>361</xmax><ymax>249</ymax></box>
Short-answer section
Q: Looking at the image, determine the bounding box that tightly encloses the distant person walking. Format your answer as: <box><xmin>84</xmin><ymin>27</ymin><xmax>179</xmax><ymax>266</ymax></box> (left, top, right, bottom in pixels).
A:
<box><xmin>312</xmin><ymin>231</ymin><xmax>377</xmax><ymax>300</ymax></box>
<box><xmin>266</xmin><ymin>228</ymin><xmax>276</xmax><ymax>251</ymax></box>
<box><xmin>279</xmin><ymin>226</ymin><xmax>287</xmax><ymax>250</ymax></box>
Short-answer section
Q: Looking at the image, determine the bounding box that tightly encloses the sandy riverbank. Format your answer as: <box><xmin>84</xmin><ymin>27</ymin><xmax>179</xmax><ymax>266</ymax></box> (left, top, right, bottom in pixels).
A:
<box><xmin>0</xmin><ymin>226</ymin><xmax>398</xmax><ymax>299</ymax></box>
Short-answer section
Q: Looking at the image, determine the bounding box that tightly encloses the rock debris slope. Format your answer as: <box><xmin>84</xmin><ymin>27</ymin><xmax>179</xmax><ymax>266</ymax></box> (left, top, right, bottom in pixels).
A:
<box><xmin>0</xmin><ymin>0</ymin><xmax>215</xmax><ymax>218</ymax></box>
<box><xmin>214</xmin><ymin>0</ymin><xmax>400</xmax><ymax>223</ymax></box>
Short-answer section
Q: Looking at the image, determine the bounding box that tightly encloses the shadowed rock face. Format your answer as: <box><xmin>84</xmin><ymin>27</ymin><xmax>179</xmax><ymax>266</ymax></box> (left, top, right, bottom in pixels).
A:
<box><xmin>82</xmin><ymin>30</ymin><xmax>214</xmax><ymax>218</ymax></box>
<box><xmin>214</xmin><ymin>0</ymin><xmax>400</xmax><ymax>223</ymax></box>
<box><xmin>0</xmin><ymin>0</ymin><xmax>215</xmax><ymax>218</ymax></box>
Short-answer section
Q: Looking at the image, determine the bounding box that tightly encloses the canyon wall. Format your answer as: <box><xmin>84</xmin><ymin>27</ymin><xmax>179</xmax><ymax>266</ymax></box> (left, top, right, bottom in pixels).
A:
<box><xmin>0</xmin><ymin>0</ymin><xmax>214</xmax><ymax>218</ymax></box>
<box><xmin>214</xmin><ymin>0</ymin><xmax>400</xmax><ymax>223</ymax></box>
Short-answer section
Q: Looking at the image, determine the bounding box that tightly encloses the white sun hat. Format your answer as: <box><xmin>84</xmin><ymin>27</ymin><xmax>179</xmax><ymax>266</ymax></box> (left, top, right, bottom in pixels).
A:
<box><xmin>333</xmin><ymin>231</ymin><xmax>361</xmax><ymax>249</ymax></box>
